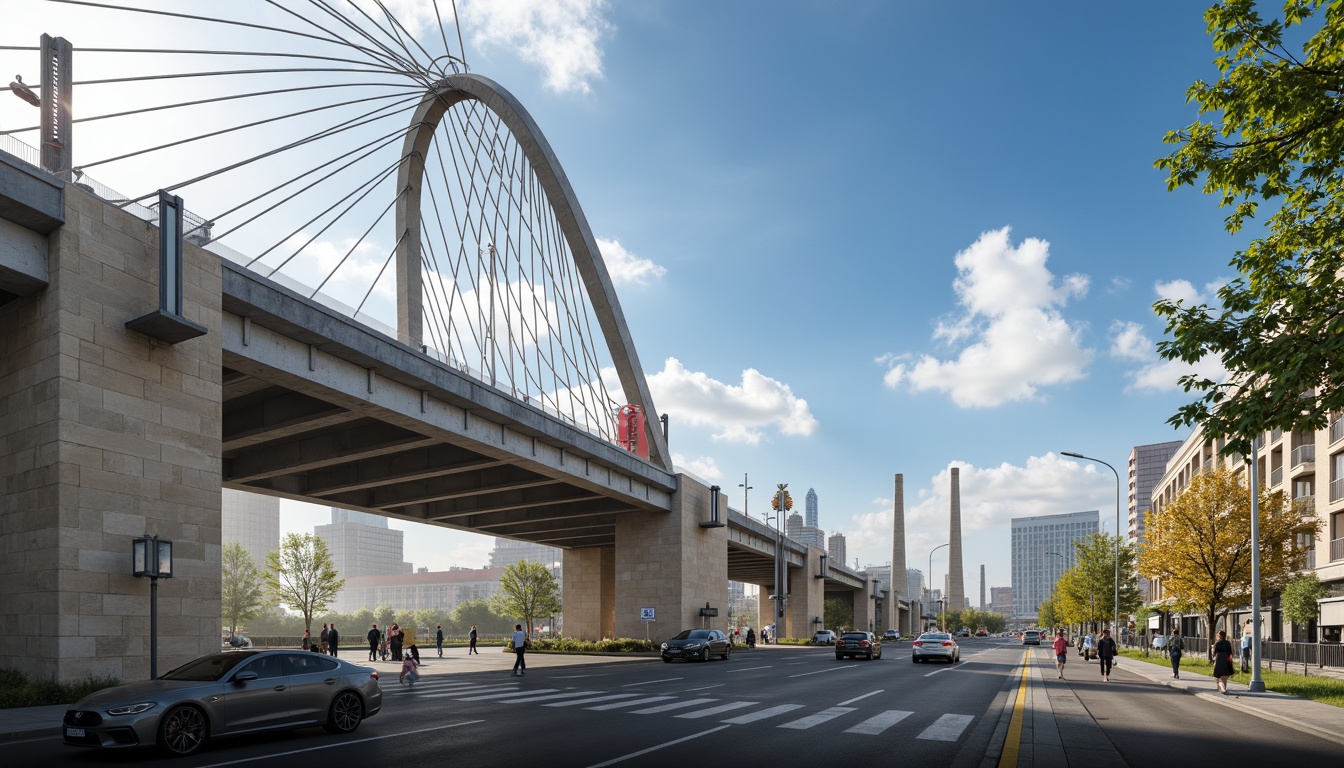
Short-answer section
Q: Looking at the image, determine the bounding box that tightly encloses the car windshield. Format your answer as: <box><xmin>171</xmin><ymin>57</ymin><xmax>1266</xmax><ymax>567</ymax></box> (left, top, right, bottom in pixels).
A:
<box><xmin>161</xmin><ymin>652</ymin><xmax>252</xmax><ymax>681</ymax></box>
<box><xmin>673</xmin><ymin>630</ymin><xmax>711</xmax><ymax>640</ymax></box>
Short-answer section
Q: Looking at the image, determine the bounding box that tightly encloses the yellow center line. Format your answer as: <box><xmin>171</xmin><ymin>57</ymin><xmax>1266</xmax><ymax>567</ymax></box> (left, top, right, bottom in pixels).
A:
<box><xmin>997</xmin><ymin>650</ymin><xmax>1031</xmax><ymax>768</ymax></box>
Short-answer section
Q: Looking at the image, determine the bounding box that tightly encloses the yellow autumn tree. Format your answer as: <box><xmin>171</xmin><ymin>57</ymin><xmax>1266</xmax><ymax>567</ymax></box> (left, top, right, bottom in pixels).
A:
<box><xmin>1138</xmin><ymin>467</ymin><xmax>1318</xmax><ymax>653</ymax></box>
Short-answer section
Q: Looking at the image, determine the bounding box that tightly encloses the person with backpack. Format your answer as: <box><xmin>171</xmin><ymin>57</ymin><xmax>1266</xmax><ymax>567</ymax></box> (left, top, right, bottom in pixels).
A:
<box><xmin>1167</xmin><ymin>629</ymin><xmax>1184</xmax><ymax>679</ymax></box>
<box><xmin>1096</xmin><ymin>629</ymin><xmax>1118</xmax><ymax>682</ymax></box>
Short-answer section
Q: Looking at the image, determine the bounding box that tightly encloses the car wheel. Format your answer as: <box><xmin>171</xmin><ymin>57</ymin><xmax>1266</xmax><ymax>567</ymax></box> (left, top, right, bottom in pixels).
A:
<box><xmin>324</xmin><ymin>691</ymin><xmax>364</xmax><ymax>734</ymax></box>
<box><xmin>702</xmin><ymin>648</ymin><xmax>711</xmax><ymax>662</ymax></box>
<box><xmin>662</xmin><ymin>656</ymin><xmax>672</xmax><ymax>663</ymax></box>
<box><xmin>866</xmin><ymin>650</ymin><xmax>873</xmax><ymax>660</ymax></box>
<box><xmin>722</xmin><ymin>646</ymin><xmax>731</xmax><ymax>661</ymax></box>
<box><xmin>157</xmin><ymin>705</ymin><xmax>207</xmax><ymax>757</ymax></box>
<box><xmin>836</xmin><ymin>654</ymin><xmax>844</xmax><ymax>661</ymax></box>
<box><xmin>912</xmin><ymin>657</ymin><xmax>919</xmax><ymax>663</ymax></box>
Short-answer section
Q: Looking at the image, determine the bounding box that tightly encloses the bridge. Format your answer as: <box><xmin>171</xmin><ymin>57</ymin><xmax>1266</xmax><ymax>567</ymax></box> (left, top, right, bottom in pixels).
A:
<box><xmin>0</xmin><ymin>22</ymin><xmax>905</xmax><ymax>681</ymax></box>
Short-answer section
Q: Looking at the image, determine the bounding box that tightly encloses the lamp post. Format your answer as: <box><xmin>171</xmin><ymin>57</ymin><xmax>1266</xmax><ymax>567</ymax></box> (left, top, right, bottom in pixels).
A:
<box><xmin>1063</xmin><ymin>451</ymin><xmax>1122</xmax><ymax>638</ymax></box>
<box><xmin>1248</xmin><ymin>434</ymin><xmax>1266</xmax><ymax>693</ymax></box>
<box><xmin>739</xmin><ymin>474</ymin><xmax>752</xmax><ymax>517</ymax></box>
<box><xmin>929</xmin><ymin>542</ymin><xmax>949</xmax><ymax>633</ymax></box>
<box><xmin>132</xmin><ymin>535</ymin><xmax>173</xmax><ymax>679</ymax></box>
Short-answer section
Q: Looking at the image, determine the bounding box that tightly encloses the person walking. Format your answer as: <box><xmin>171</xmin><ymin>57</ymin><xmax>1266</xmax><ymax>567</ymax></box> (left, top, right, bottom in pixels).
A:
<box><xmin>511</xmin><ymin>624</ymin><xmax>528</xmax><ymax>676</ymax></box>
<box><xmin>367</xmin><ymin>624</ymin><xmax>381</xmax><ymax>662</ymax></box>
<box><xmin>1052</xmin><ymin>630</ymin><xmax>1069</xmax><ymax>679</ymax></box>
<box><xmin>1097</xmin><ymin>629</ymin><xmax>1118</xmax><ymax>682</ymax></box>
<box><xmin>328</xmin><ymin>624</ymin><xmax>340</xmax><ymax>657</ymax></box>
<box><xmin>1240</xmin><ymin>621</ymin><xmax>1253</xmax><ymax>673</ymax></box>
<box><xmin>1167</xmin><ymin>628</ymin><xmax>1184</xmax><ymax>679</ymax></box>
<box><xmin>320</xmin><ymin>623</ymin><xmax>330</xmax><ymax>655</ymax></box>
<box><xmin>390</xmin><ymin>623</ymin><xmax>403</xmax><ymax>661</ymax></box>
<box><xmin>301</xmin><ymin>629</ymin><xmax>311</xmax><ymax>650</ymax></box>
<box><xmin>1212</xmin><ymin>629</ymin><xmax>1235</xmax><ymax>694</ymax></box>
<box><xmin>746</xmin><ymin>627</ymin><xmax>756</xmax><ymax>648</ymax></box>
<box><xmin>436</xmin><ymin>625</ymin><xmax>444</xmax><ymax>658</ymax></box>
<box><xmin>468</xmin><ymin>625</ymin><xmax>479</xmax><ymax>655</ymax></box>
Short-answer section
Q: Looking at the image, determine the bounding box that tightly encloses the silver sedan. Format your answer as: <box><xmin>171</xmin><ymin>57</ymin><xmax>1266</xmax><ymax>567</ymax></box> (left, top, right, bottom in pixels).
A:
<box><xmin>63</xmin><ymin>649</ymin><xmax>382</xmax><ymax>756</ymax></box>
<box><xmin>911</xmin><ymin>632</ymin><xmax>961</xmax><ymax>663</ymax></box>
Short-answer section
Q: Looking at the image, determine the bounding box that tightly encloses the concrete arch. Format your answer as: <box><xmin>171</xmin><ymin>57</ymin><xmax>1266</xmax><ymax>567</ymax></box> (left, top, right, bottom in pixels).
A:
<box><xmin>394</xmin><ymin>74</ymin><xmax>670</xmax><ymax>471</ymax></box>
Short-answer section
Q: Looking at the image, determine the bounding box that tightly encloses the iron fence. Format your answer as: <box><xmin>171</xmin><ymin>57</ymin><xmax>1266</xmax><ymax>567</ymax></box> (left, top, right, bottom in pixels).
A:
<box><xmin>1168</xmin><ymin>637</ymin><xmax>1344</xmax><ymax>673</ymax></box>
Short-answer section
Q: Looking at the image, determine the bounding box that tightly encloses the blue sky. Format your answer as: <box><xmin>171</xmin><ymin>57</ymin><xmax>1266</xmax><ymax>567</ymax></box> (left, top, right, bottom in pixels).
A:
<box><xmin>2</xmin><ymin>1</ymin><xmax>1249</xmax><ymax>597</ymax></box>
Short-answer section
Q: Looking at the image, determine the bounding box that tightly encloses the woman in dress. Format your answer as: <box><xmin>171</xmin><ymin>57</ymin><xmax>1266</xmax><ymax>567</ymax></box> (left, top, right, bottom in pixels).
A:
<box><xmin>1211</xmin><ymin>629</ymin><xmax>1235</xmax><ymax>694</ymax></box>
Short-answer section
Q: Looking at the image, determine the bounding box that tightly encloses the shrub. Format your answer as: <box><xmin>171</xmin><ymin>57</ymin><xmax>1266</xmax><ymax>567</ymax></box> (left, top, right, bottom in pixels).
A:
<box><xmin>0</xmin><ymin>669</ymin><xmax>121</xmax><ymax>709</ymax></box>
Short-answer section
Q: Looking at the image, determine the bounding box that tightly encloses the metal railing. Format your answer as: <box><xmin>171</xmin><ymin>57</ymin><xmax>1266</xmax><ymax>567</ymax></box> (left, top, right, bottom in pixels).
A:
<box><xmin>1331</xmin><ymin>478</ymin><xmax>1344</xmax><ymax>504</ymax></box>
<box><xmin>1332</xmin><ymin>416</ymin><xmax>1344</xmax><ymax>445</ymax></box>
<box><xmin>1304</xmin><ymin>548</ymin><xmax>1316</xmax><ymax>570</ymax></box>
<box><xmin>1163</xmin><ymin>637</ymin><xmax>1344</xmax><ymax>671</ymax></box>
<box><xmin>1291</xmin><ymin>445</ymin><xmax>1316</xmax><ymax>467</ymax></box>
<box><xmin>1271</xmin><ymin>427</ymin><xmax>1284</xmax><ymax>443</ymax></box>
<box><xmin>1332</xmin><ymin>537</ymin><xmax>1344</xmax><ymax>563</ymax></box>
<box><xmin>1270</xmin><ymin>466</ymin><xmax>1283</xmax><ymax>487</ymax></box>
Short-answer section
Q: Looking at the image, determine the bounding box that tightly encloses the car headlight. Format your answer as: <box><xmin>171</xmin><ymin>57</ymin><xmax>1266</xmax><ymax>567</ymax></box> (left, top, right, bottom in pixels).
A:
<box><xmin>684</xmin><ymin>643</ymin><xmax>702</xmax><ymax>649</ymax></box>
<box><xmin>660</xmin><ymin>643</ymin><xmax>668</xmax><ymax>650</ymax></box>
<box><xmin>106</xmin><ymin>703</ymin><xmax>155</xmax><ymax>716</ymax></box>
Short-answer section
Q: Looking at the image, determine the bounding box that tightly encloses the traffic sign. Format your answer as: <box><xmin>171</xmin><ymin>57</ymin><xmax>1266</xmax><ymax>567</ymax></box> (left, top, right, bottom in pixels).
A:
<box><xmin>640</xmin><ymin>607</ymin><xmax>655</xmax><ymax>622</ymax></box>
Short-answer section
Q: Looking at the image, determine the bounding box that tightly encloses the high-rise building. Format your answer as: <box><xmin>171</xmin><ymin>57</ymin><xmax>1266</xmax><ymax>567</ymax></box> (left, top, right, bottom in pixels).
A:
<box><xmin>805</xmin><ymin>488</ymin><xmax>819</xmax><ymax>528</ymax></box>
<box><xmin>827</xmin><ymin>533</ymin><xmax>847</xmax><ymax>565</ymax></box>
<box><xmin>990</xmin><ymin>586</ymin><xmax>1013</xmax><ymax>615</ymax></box>
<box><xmin>315</xmin><ymin>508</ymin><xmax>412</xmax><ymax>579</ymax></box>
<box><xmin>332</xmin><ymin>566</ymin><xmax>504</xmax><ymax>613</ymax></box>
<box><xmin>906</xmin><ymin>569</ymin><xmax>923</xmax><ymax>602</ymax></box>
<box><xmin>488</xmin><ymin>538</ymin><xmax>561</xmax><ymax>569</ymax></box>
<box><xmin>1128</xmin><ymin>441</ymin><xmax>1183</xmax><ymax>543</ymax></box>
<box><xmin>1010</xmin><ymin>510</ymin><xmax>1099</xmax><ymax>620</ymax></box>
<box><xmin>786</xmin><ymin>512</ymin><xmax>804</xmax><ymax>541</ymax></box>
<box><xmin>221</xmin><ymin>489</ymin><xmax>279</xmax><ymax>567</ymax></box>
<box><xmin>800</xmin><ymin>525</ymin><xmax>825</xmax><ymax>550</ymax></box>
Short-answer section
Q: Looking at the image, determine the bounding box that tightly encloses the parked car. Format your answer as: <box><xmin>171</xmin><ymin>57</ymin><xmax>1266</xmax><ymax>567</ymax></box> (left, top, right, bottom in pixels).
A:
<box><xmin>1021</xmin><ymin>630</ymin><xmax>1042</xmax><ymax>646</ymax></box>
<box><xmin>62</xmin><ymin>649</ymin><xmax>382</xmax><ymax>757</ymax></box>
<box><xmin>835</xmin><ymin>631</ymin><xmax>882</xmax><ymax>660</ymax></box>
<box><xmin>883</xmin><ymin>629</ymin><xmax>901</xmax><ymax>642</ymax></box>
<box><xmin>813</xmin><ymin>630</ymin><xmax>837</xmax><ymax>645</ymax></box>
<box><xmin>661</xmin><ymin>629</ymin><xmax>732</xmax><ymax>662</ymax></box>
<box><xmin>912</xmin><ymin>632</ymin><xmax>960</xmax><ymax>663</ymax></box>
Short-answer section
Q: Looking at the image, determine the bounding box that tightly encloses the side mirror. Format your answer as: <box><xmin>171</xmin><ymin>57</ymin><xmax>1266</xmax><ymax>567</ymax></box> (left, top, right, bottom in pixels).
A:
<box><xmin>233</xmin><ymin>671</ymin><xmax>258</xmax><ymax>684</ymax></box>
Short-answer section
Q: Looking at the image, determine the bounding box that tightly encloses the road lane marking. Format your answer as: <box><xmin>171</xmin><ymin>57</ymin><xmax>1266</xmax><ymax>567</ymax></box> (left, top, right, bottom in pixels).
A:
<box><xmin>778</xmin><ymin>706</ymin><xmax>856</xmax><ymax>729</ymax></box>
<box><xmin>997</xmin><ymin>651</ymin><xmax>1031</xmax><ymax>768</ymax></box>
<box><xmin>586</xmin><ymin>725</ymin><xmax>730</xmax><ymax>768</ymax></box>
<box><xmin>451</xmin><ymin>687</ymin><xmax>561</xmax><ymax>701</ymax></box>
<box><xmin>686</xmin><ymin>684</ymin><xmax>725</xmax><ymax>691</ymax></box>
<box><xmin>193</xmin><ymin>720</ymin><xmax>485</xmax><ymax>767</ymax></box>
<box><xmin>726</xmin><ymin>665</ymin><xmax>772</xmax><ymax>673</ymax></box>
<box><xmin>788</xmin><ymin>665</ymin><xmax>864</xmax><ymax>678</ymax></box>
<box><xmin>845</xmin><ymin>709</ymin><xmax>913</xmax><ymax>735</ymax></box>
<box><xmin>918</xmin><ymin>713</ymin><xmax>974</xmax><ymax>741</ymax></box>
<box><xmin>675</xmin><ymin>700</ymin><xmax>759</xmax><ymax>718</ymax></box>
<box><xmin>494</xmin><ymin>690</ymin><xmax>603</xmax><ymax>704</ymax></box>
<box><xmin>721</xmin><ymin>704</ymin><xmax>804</xmax><ymax>724</ymax></box>
<box><xmin>631</xmin><ymin>698</ymin><xmax>718</xmax><ymax>714</ymax></box>
<box><xmin>544</xmin><ymin>693</ymin><xmax>642</xmax><ymax>707</ymax></box>
<box><xmin>923</xmin><ymin>663</ymin><xmax>961</xmax><ymax>677</ymax></box>
<box><xmin>621</xmin><ymin>677</ymin><xmax>682</xmax><ymax>687</ymax></box>
<box><xmin>585</xmin><ymin>696</ymin><xmax>676</xmax><ymax>711</ymax></box>
<box><xmin>837</xmin><ymin>690</ymin><xmax>884</xmax><ymax>706</ymax></box>
<box><xmin>419</xmin><ymin>684</ymin><xmax>521</xmax><ymax>698</ymax></box>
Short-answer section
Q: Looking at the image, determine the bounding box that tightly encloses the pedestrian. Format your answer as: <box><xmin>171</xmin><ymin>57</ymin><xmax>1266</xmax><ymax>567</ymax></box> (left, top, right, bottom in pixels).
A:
<box><xmin>328</xmin><ymin>624</ymin><xmax>339</xmax><ymax>657</ymax></box>
<box><xmin>1052</xmin><ymin>630</ymin><xmax>1069</xmax><ymax>679</ymax></box>
<box><xmin>320</xmin><ymin>623</ymin><xmax>330</xmax><ymax>654</ymax></box>
<box><xmin>390</xmin><ymin>623</ymin><xmax>403</xmax><ymax>661</ymax></box>
<box><xmin>1212</xmin><ymin>629</ymin><xmax>1235</xmax><ymax>694</ymax></box>
<box><xmin>409</xmin><ymin>643</ymin><xmax>421</xmax><ymax>665</ymax></box>
<box><xmin>301</xmin><ymin>629</ymin><xmax>311</xmax><ymax>650</ymax></box>
<box><xmin>511</xmin><ymin>624</ymin><xmax>528</xmax><ymax>676</ymax></box>
<box><xmin>761</xmin><ymin>627</ymin><xmax>769</xmax><ymax>645</ymax></box>
<box><xmin>1240</xmin><ymin>620</ymin><xmax>1253</xmax><ymax>673</ymax></box>
<box><xmin>436</xmin><ymin>625</ymin><xmax>444</xmax><ymax>658</ymax></box>
<box><xmin>401</xmin><ymin>649</ymin><xmax>420</xmax><ymax>687</ymax></box>
<box><xmin>468</xmin><ymin>625</ymin><xmax>479</xmax><ymax>655</ymax></box>
<box><xmin>746</xmin><ymin>627</ymin><xmax>756</xmax><ymax>648</ymax></box>
<box><xmin>367</xmin><ymin>624</ymin><xmax>380</xmax><ymax>662</ymax></box>
<box><xmin>1097</xmin><ymin>629</ymin><xmax>1118</xmax><ymax>682</ymax></box>
<box><xmin>1167</xmin><ymin>628</ymin><xmax>1184</xmax><ymax>679</ymax></box>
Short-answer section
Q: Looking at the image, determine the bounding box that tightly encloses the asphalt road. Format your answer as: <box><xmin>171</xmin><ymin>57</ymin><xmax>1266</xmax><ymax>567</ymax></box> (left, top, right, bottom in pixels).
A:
<box><xmin>10</xmin><ymin>638</ymin><xmax>1342</xmax><ymax>766</ymax></box>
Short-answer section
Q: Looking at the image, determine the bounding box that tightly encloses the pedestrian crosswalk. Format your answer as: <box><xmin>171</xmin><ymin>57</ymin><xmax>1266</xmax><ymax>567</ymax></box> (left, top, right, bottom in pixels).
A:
<box><xmin>390</xmin><ymin>677</ymin><xmax>976</xmax><ymax>741</ymax></box>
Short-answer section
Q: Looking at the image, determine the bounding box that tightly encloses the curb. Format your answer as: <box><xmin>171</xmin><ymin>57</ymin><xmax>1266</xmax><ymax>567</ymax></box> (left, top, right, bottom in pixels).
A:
<box><xmin>0</xmin><ymin>726</ymin><xmax>60</xmax><ymax>742</ymax></box>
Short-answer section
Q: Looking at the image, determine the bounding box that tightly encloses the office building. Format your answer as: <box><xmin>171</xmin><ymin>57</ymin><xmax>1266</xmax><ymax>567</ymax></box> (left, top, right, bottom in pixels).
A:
<box><xmin>828</xmin><ymin>533</ymin><xmax>848</xmax><ymax>566</ymax></box>
<box><xmin>332</xmin><ymin>566</ymin><xmax>504</xmax><ymax>613</ymax></box>
<box><xmin>221</xmin><ymin>489</ymin><xmax>279</xmax><ymax>567</ymax></box>
<box><xmin>488</xmin><ymin>538</ymin><xmax>561</xmax><ymax>570</ymax></box>
<box><xmin>1129</xmin><ymin>441</ymin><xmax>1183</xmax><ymax>543</ymax></box>
<box><xmin>906</xmin><ymin>568</ymin><xmax>924</xmax><ymax>602</ymax></box>
<box><xmin>805</xmin><ymin>487</ymin><xmax>819</xmax><ymax>528</ymax></box>
<box><xmin>991</xmin><ymin>586</ymin><xmax>1013</xmax><ymax>615</ymax></box>
<box><xmin>315</xmin><ymin>508</ymin><xmax>412</xmax><ymax>578</ymax></box>
<box><xmin>1011</xmin><ymin>510</ymin><xmax>1099</xmax><ymax>620</ymax></box>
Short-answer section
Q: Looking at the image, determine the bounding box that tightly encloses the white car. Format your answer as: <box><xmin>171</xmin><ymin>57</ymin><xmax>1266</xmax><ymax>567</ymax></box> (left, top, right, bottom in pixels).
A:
<box><xmin>813</xmin><ymin>630</ymin><xmax>837</xmax><ymax>645</ymax></box>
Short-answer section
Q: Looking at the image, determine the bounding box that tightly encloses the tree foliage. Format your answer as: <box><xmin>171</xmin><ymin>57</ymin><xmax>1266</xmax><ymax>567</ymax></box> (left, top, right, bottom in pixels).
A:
<box><xmin>221</xmin><ymin>542</ymin><xmax>269</xmax><ymax>636</ymax></box>
<box><xmin>1138</xmin><ymin>467</ymin><xmax>1319</xmax><ymax>650</ymax></box>
<box><xmin>263</xmin><ymin>533</ymin><xmax>344</xmax><ymax>635</ymax></box>
<box><xmin>824</xmin><ymin>597</ymin><xmax>853</xmax><ymax>632</ymax></box>
<box><xmin>1281</xmin><ymin>572</ymin><xmax>1329</xmax><ymax>627</ymax></box>
<box><xmin>452</xmin><ymin>599</ymin><xmax>515</xmax><ymax>635</ymax></box>
<box><xmin>490</xmin><ymin>560</ymin><xmax>562</xmax><ymax>635</ymax></box>
<box><xmin>1053</xmin><ymin>533</ymin><xmax>1143</xmax><ymax>631</ymax></box>
<box><xmin>1155</xmin><ymin>0</ymin><xmax>1344</xmax><ymax>453</ymax></box>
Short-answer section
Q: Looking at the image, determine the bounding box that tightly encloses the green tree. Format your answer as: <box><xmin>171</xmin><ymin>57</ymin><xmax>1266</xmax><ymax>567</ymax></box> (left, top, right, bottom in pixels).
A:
<box><xmin>452</xmin><ymin>599</ymin><xmax>511</xmax><ymax>635</ymax></box>
<box><xmin>1056</xmin><ymin>533</ymin><xmax>1143</xmax><ymax>632</ymax></box>
<box><xmin>374</xmin><ymin>604</ymin><xmax>396</xmax><ymax>629</ymax></box>
<box><xmin>221</xmin><ymin>542</ymin><xmax>269</xmax><ymax>637</ymax></box>
<box><xmin>263</xmin><ymin>533</ymin><xmax>344</xmax><ymax>635</ymax></box>
<box><xmin>1155</xmin><ymin>0</ymin><xmax>1344</xmax><ymax>453</ymax></box>
<box><xmin>1138</xmin><ymin>467</ymin><xmax>1319</xmax><ymax>654</ymax></box>
<box><xmin>490</xmin><ymin>561</ymin><xmax>562</xmax><ymax>637</ymax></box>
<box><xmin>1038</xmin><ymin>595</ymin><xmax>1062</xmax><ymax>631</ymax></box>
<box><xmin>824</xmin><ymin>597</ymin><xmax>852</xmax><ymax>632</ymax></box>
<box><xmin>1281</xmin><ymin>572</ymin><xmax>1329</xmax><ymax>629</ymax></box>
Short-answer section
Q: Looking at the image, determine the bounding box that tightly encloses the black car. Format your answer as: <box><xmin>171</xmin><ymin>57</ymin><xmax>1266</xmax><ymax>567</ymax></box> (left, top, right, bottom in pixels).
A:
<box><xmin>835</xmin><ymin>631</ymin><xmax>882</xmax><ymax>660</ymax></box>
<box><xmin>661</xmin><ymin>629</ymin><xmax>732</xmax><ymax>662</ymax></box>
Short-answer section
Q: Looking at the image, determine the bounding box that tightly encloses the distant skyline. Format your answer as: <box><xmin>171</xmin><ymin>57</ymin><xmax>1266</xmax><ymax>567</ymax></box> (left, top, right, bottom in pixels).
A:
<box><xmin>4</xmin><ymin>1</ymin><xmax>1245</xmax><ymax>596</ymax></box>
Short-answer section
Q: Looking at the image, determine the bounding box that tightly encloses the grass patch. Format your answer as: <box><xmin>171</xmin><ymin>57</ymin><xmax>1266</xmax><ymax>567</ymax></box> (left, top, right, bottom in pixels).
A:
<box><xmin>1116</xmin><ymin>650</ymin><xmax>1344</xmax><ymax>708</ymax></box>
<box><xmin>0</xmin><ymin>668</ymin><xmax>120</xmax><ymax>709</ymax></box>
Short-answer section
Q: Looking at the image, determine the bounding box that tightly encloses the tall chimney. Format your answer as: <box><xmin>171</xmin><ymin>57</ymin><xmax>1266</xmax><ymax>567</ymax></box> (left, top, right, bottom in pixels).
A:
<box><xmin>948</xmin><ymin>468</ymin><xmax>965</xmax><ymax>615</ymax></box>
<box><xmin>892</xmin><ymin>474</ymin><xmax>908</xmax><ymax>635</ymax></box>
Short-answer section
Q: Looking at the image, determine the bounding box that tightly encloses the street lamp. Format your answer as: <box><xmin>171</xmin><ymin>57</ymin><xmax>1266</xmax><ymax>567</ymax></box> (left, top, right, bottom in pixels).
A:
<box><xmin>929</xmin><ymin>542</ymin><xmax>949</xmax><ymax>632</ymax></box>
<box><xmin>132</xmin><ymin>535</ymin><xmax>173</xmax><ymax>679</ymax></box>
<box><xmin>739</xmin><ymin>473</ymin><xmax>752</xmax><ymax>517</ymax></box>
<box><xmin>1062</xmin><ymin>451</ymin><xmax>1122</xmax><ymax>639</ymax></box>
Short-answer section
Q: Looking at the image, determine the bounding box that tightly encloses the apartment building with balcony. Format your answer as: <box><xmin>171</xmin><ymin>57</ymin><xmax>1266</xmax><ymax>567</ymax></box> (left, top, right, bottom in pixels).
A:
<box><xmin>1147</xmin><ymin>416</ymin><xmax>1344</xmax><ymax>641</ymax></box>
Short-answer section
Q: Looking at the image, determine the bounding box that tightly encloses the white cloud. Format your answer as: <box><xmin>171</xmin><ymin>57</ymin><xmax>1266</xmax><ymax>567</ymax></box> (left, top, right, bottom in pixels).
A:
<box><xmin>1109</xmin><ymin>321</ymin><xmax>1153</xmax><ymax>362</ymax></box>
<box><xmin>880</xmin><ymin>227</ymin><xmax>1093</xmax><ymax>408</ymax></box>
<box><xmin>597</xmin><ymin>238</ymin><xmax>666</xmax><ymax>286</ymax></box>
<box><xmin>349</xmin><ymin>0</ymin><xmax>444</xmax><ymax>36</ymax></box>
<box><xmin>672</xmin><ymin>453</ymin><xmax>722</xmax><ymax>482</ymax></box>
<box><xmin>1128</xmin><ymin>356</ymin><xmax>1228</xmax><ymax>393</ymax></box>
<box><xmin>1113</xmin><ymin>280</ymin><xmax>1230</xmax><ymax>393</ymax></box>
<box><xmin>647</xmin><ymin>358</ymin><xmax>819</xmax><ymax>445</ymax></box>
<box><xmin>460</xmin><ymin>0</ymin><xmax>610</xmax><ymax>93</ymax></box>
<box><xmin>1154</xmin><ymin>277</ymin><xmax>1227</xmax><ymax>307</ymax></box>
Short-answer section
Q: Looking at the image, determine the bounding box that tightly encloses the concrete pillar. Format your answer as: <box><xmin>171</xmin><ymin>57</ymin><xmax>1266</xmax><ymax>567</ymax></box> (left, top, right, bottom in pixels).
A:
<box><xmin>892</xmin><ymin>473</ymin><xmax>908</xmax><ymax>634</ymax></box>
<box><xmin>853</xmin><ymin>582</ymin><xmax>875</xmax><ymax>634</ymax></box>
<box><xmin>562</xmin><ymin>546</ymin><xmax>614</xmax><ymax>640</ymax></box>
<box><xmin>0</xmin><ymin>184</ymin><xmax>222</xmax><ymax>681</ymax></box>
<box><xmin>786</xmin><ymin>547</ymin><xmax>825</xmax><ymax>638</ymax></box>
<box><xmin>613</xmin><ymin>476</ymin><xmax>727</xmax><ymax>640</ymax></box>
<box><xmin>948</xmin><ymin>467</ymin><xmax>965</xmax><ymax>616</ymax></box>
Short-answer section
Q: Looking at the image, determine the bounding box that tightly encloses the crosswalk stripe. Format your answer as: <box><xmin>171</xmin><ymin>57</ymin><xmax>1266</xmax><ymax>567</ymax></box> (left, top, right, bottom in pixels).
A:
<box><xmin>845</xmin><ymin>710</ymin><xmax>913</xmax><ymax>735</ymax></box>
<box><xmin>543</xmin><ymin>693</ymin><xmax>642</xmax><ymax>708</ymax></box>
<box><xmin>720</xmin><ymin>704</ymin><xmax>805</xmax><ymax>724</ymax></box>
<box><xmin>778</xmin><ymin>706</ymin><xmax>856</xmax><ymax>730</ymax></box>
<box><xmin>492</xmin><ymin>690</ymin><xmax>602</xmax><ymax>704</ymax></box>
<box><xmin>917</xmin><ymin>713</ymin><xmax>974</xmax><ymax>741</ymax></box>
<box><xmin>675</xmin><ymin>701</ymin><xmax>759</xmax><ymax>719</ymax></box>
<box><xmin>418</xmin><ymin>685</ymin><xmax>520</xmax><ymax>699</ymax></box>
<box><xmin>453</xmin><ymin>688</ymin><xmax>561</xmax><ymax>701</ymax></box>
<box><xmin>630</xmin><ymin>698</ymin><xmax>717</xmax><ymax>715</ymax></box>
<box><xmin>585</xmin><ymin>696</ymin><xmax>676</xmax><ymax>711</ymax></box>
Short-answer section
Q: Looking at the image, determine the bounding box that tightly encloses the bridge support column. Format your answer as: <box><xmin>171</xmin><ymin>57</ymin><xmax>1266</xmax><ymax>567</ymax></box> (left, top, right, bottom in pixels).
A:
<box><xmin>786</xmin><ymin>547</ymin><xmax>825</xmax><ymax>639</ymax></box>
<box><xmin>613</xmin><ymin>476</ymin><xmax>727</xmax><ymax>641</ymax></box>
<box><xmin>562</xmin><ymin>546</ymin><xmax>615</xmax><ymax>640</ymax></box>
<box><xmin>853</xmin><ymin>583</ymin><xmax>876</xmax><ymax>634</ymax></box>
<box><xmin>881</xmin><ymin>589</ymin><xmax>896</xmax><ymax>636</ymax></box>
<box><xmin>0</xmin><ymin>185</ymin><xmax>222</xmax><ymax>681</ymax></box>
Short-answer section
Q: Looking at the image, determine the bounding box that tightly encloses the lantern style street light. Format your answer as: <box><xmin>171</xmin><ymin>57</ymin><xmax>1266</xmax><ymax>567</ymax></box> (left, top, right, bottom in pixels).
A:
<box><xmin>132</xmin><ymin>535</ymin><xmax>173</xmax><ymax>679</ymax></box>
